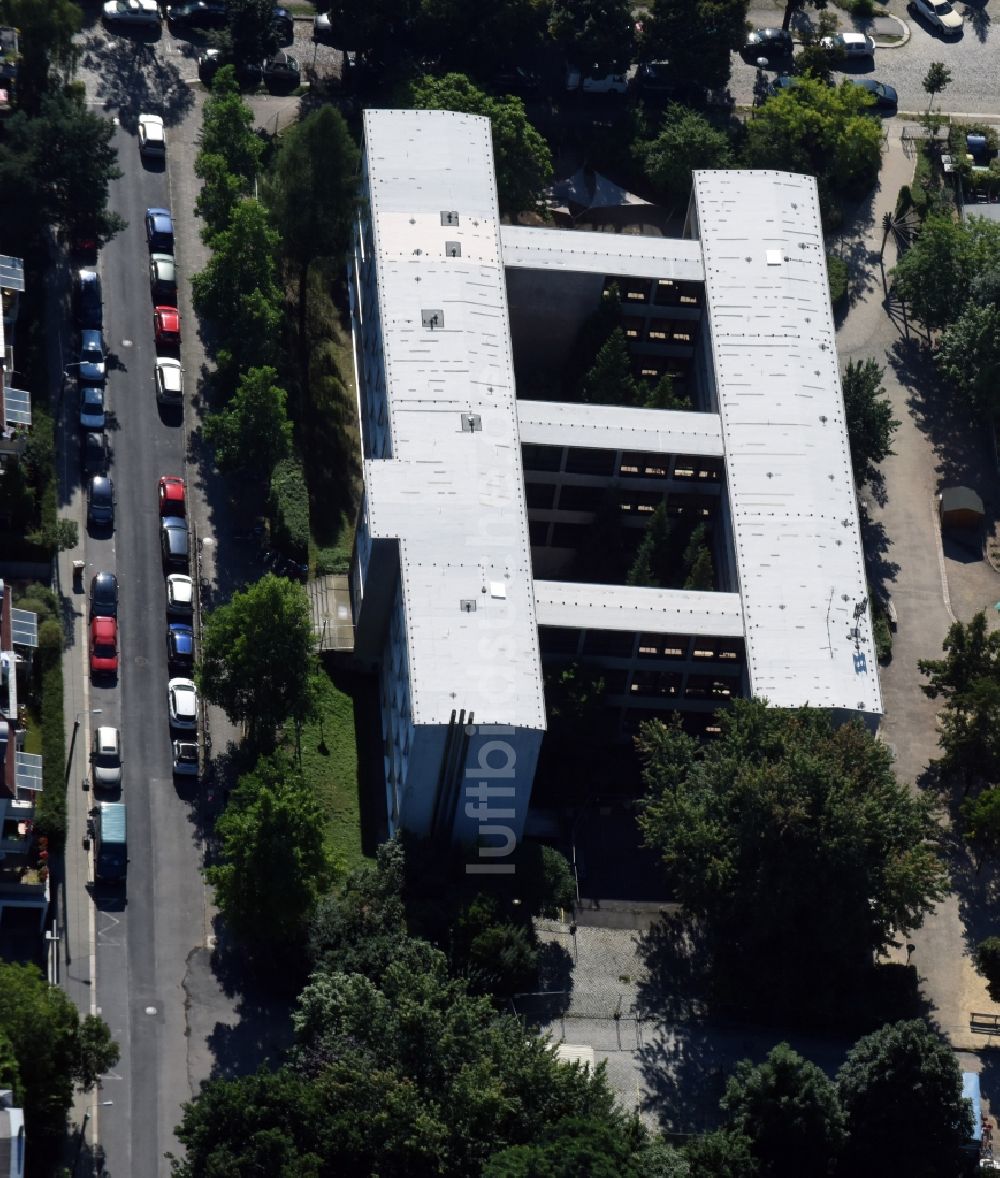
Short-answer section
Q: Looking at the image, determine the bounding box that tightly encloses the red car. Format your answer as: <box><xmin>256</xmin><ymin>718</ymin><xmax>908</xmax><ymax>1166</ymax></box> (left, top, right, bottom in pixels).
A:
<box><xmin>154</xmin><ymin>305</ymin><xmax>180</xmax><ymax>348</ymax></box>
<box><xmin>89</xmin><ymin>616</ymin><xmax>119</xmax><ymax>676</ymax></box>
<box><xmin>158</xmin><ymin>475</ymin><xmax>186</xmax><ymax>516</ymax></box>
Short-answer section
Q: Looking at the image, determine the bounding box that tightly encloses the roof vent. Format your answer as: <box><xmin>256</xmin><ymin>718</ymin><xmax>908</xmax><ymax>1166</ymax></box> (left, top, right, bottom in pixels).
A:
<box><xmin>440</xmin><ymin>210</ymin><xmax>460</xmax><ymax>226</ymax></box>
<box><xmin>445</xmin><ymin>241</ymin><xmax>461</xmax><ymax>257</ymax></box>
<box><xmin>422</xmin><ymin>309</ymin><xmax>444</xmax><ymax>330</ymax></box>
<box><xmin>765</xmin><ymin>250</ymin><xmax>783</xmax><ymax>266</ymax></box>
<box><xmin>490</xmin><ymin>581</ymin><xmax>507</xmax><ymax>600</ymax></box>
<box><xmin>461</xmin><ymin>413</ymin><xmax>482</xmax><ymax>433</ymax></box>
<box><xmin>460</xmin><ymin>599</ymin><xmax>477</xmax><ymax>613</ymax></box>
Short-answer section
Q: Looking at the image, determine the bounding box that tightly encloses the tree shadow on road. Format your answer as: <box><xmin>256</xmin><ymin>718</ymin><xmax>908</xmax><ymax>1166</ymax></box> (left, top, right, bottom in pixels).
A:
<box><xmin>79</xmin><ymin>32</ymin><xmax>195</xmax><ymax>130</ymax></box>
<box><xmin>960</xmin><ymin>0</ymin><xmax>991</xmax><ymax>43</ymax></box>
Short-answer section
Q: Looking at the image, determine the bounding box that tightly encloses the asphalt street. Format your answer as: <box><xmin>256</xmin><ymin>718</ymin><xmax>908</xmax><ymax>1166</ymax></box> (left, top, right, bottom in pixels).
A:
<box><xmin>732</xmin><ymin>2</ymin><xmax>1000</xmax><ymax>117</ymax></box>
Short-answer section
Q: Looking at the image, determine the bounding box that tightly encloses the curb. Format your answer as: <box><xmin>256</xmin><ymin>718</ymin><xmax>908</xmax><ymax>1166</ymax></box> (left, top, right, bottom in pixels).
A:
<box><xmin>872</xmin><ymin>13</ymin><xmax>911</xmax><ymax>47</ymax></box>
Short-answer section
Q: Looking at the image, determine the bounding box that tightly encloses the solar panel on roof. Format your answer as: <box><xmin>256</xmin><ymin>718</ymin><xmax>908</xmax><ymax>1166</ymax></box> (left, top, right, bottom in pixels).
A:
<box><xmin>14</xmin><ymin>752</ymin><xmax>42</xmax><ymax>793</ymax></box>
<box><xmin>3</xmin><ymin>386</ymin><xmax>30</xmax><ymax>427</ymax></box>
<box><xmin>0</xmin><ymin>255</ymin><xmax>24</xmax><ymax>291</ymax></box>
<box><xmin>10</xmin><ymin>608</ymin><xmax>37</xmax><ymax>648</ymax></box>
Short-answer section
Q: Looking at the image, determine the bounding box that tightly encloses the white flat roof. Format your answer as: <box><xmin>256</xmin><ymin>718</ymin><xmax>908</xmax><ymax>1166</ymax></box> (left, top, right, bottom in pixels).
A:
<box><xmin>501</xmin><ymin>225</ymin><xmax>705</xmax><ymax>283</ymax></box>
<box><xmin>693</xmin><ymin>170</ymin><xmax>882</xmax><ymax>716</ymax></box>
<box><xmin>534</xmin><ymin>581</ymin><xmax>745</xmax><ymax>638</ymax></box>
<box><xmin>362</xmin><ymin>109</ymin><xmax>545</xmax><ymax>729</ymax></box>
<box><xmin>517</xmin><ymin>400</ymin><xmax>725</xmax><ymax>457</ymax></box>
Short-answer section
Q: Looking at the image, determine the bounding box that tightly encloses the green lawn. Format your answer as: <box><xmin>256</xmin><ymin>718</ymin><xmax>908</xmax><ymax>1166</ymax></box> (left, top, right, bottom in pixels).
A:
<box><xmin>295</xmin><ymin>671</ymin><xmax>366</xmax><ymax>878</ymax></box>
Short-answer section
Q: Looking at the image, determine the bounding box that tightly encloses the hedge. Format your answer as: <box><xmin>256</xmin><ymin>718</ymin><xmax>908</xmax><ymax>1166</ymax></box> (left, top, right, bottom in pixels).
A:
<box><xmin>827</xmin><ymin>254</ymin><xmax>849</xmax><ymax>310</ymax></box>
<box><xmin>34</xmin><ymin>650</ymin><xmax>66</xmax><ymax>849</ymax></box>
<box><xmin>269</xmin><ymin>456</ymin><xmax>310</xmax><ymax>559</ymax></box>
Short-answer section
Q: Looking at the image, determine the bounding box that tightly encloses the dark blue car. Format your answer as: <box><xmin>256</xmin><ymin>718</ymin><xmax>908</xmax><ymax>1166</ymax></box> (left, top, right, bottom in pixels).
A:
<box><xmin>167</xmin><ymin>622</ymin><xmax>195</xmax><ymax>671</ymax></box>
<box><xmin>145</xmin><ymin>207</ymin><xmax>174</xmax><ymax>252</ymax></box>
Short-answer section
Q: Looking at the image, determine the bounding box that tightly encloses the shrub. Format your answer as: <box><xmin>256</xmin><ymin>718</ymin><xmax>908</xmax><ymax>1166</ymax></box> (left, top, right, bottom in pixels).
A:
<box><xmin>269</xmin><ymin>457</ymin><xmax>310</xmax><ymax>559</ymax></box>
<box><xmin>34</xmin><ymin>652</ymin><xmax>65</xmax><ymax>849</ymax></box>
<box><xmin>828</xmin><ymin>254</ymin><xmax>849</xmax><ymax>309</ymax></box>
<box><xmin>974</xmin><ymin>937</ymin><xmax>1000</xmax><ymax>1002</ymax></box>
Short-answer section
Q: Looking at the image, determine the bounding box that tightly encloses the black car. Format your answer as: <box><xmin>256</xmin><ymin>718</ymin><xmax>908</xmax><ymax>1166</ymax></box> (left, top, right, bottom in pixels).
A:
<box><xmin>490</xmin><ymin>65</ymin><xmax>541</xmax><ymax>96</ymax></box>
<box><xmin>81</xmin><ymin>430</ymin><xmax>109</xmax><ymax>479</ymax></box>
<box><xmin>88</xmin><ymin>476</ymin><xmax>115</xmax><ymax>530</ymax></box>
<box><xmin>166</xmin><ymin>0</ymin><xmax>227</xmax><ymax>31</ymax></box>
<box><xmin>251</xmin><ymin>50</ymin><xmax>300</xmax><ymax>89</ymax></box>
<box><xmin>160</xmin><ymin>515</ymin><xmax>189</xmax><ymax>568</ymax></box>
<box><xmin>167</xmin><ymin>623</ymin><xmax>195</xmax><ymax>671</ymax></box>
<box><xmin>75</xmin><ymin>270</ymin><xmax>103</xmax><ymax>331</ymax></box>
<box><xmin>90</xmin><ymin>571</ymin><xmax>118</xmax><ymax>619</ymax></box>
<box><xmin>742</xmin><ymin>27</ymin><xmax>794</xmax><ymax>62</ymax></box>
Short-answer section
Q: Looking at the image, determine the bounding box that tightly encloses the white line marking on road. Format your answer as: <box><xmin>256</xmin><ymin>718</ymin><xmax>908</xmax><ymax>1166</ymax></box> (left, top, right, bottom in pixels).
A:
<box><xmin>931</xmin><ymin>492</ymin><xmax>957</xmax><ymax>624</ymax></box>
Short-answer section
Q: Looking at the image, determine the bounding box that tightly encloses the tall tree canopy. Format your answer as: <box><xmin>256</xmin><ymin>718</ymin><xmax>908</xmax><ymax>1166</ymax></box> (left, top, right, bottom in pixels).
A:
<box><xmin>202</xmin><ymin>365</ymin><xmax>292</xmax><ymax>480</ymax></box>
<box><xmin>639</xmin><ymin>105</ymin><xmax>733</xmax><ymax>208</ymax></box>
<box><xmin>637</xmin><ymin>701</ymin><xmax>948</xmax><ymax>1016</ymax></box>
<box><xmin>893</xmin><ymin>214</ymin><xmax>1000</xmax><ymax>331</ymax></box>
<box><xmin>836</xmin><ymin>1020</ymin><xmax>972</xmax><ymax>1176</ymax></box>
<box><xmin>641</xmin><ymin>0</ymin><xmax>748</xmax><ymax>93</ymax></box>
<box><xmin>841</xmin><ymin>358</ymin><xmax>899</xmax><ymax>485</ymax></box>
<box><xmin>937</xmin><ymin>301</ymin><xmax>1000</xmax><ymax>417</ymax></box>
<box><xmin>548</xmin><ymin>0</ymin><xmax>635</xmax><ymax>69</ymax></box>
<box><xmin>198</xmin><ymin>573</ymin><xmax>317</xmax><ymax>747</ymax></box>
<box><xmin>0</xmin><ymin>0</ymin><xmax>80</xmax><ymax>115</ymax></box>
<box><xmin>411</xmin><ymin>73</ymin><xmax>552</xmax><ymax>215</ymax></box>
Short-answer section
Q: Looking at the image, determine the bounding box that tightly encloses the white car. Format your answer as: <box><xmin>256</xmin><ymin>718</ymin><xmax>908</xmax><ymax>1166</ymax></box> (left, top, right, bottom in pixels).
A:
<box><xmin>91</xmin><ymin>726</ymin><xmax>123</xmax><ymax>790</ymax></box>
<box><xmin>103</xmin><ymin>0</ymin><xmax>161</xmax><ymax>28</ymax></box>
<box><xmin>168</xmin><ymin>678</ymin><xmax>198</xmax><ymax>729</ymax></box>
<box><xmin>138</xmin><ymin>114</ymin><xmax>165</xmax><ymax>157</ymax></box>
<box><xmin>165</xmin><ymin>573</ymin><xmax>194</xmax><ymax>616</ymax></box>
<box><xmin>155</xmin><ymin>356</ymin><xmax>183</xmax><ymax>406</ymax></box>
<box><xmin>909</xmin><ymin>0</ymin><xmax>963</xmax><ymax>32</ymax></box>
<box><xmin>821</xmin><ymin>31</ymin><xmax>876</xmax><ymax>58</ymax></box>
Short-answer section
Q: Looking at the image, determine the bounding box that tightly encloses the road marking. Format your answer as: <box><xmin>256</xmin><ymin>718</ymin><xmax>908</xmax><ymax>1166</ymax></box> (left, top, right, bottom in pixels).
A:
<box><xmin>930</xmin><ymin>491</ymin><xmax>957</xmax><ymax>624</ymax></box>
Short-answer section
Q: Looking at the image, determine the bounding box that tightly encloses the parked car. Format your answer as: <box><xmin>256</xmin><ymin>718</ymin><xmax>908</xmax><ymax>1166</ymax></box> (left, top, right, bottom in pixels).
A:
<box><xmin>91</xmin><ymin>726</ymin><xmax>123</xmax><ymax>790</ymax></box>
<box><xmin>166</xmin><ymin>574</ymin><xmax>194</xmax><ymax>616</ymax></box>
<box><xmin>155</xmin><ymin>356</ymin><xmax>184</xmax><ymax>407</ymax></box>
<box><xmin>167</xmin><ymin>678</ymin><xmax>198</xmax><ymax>729</ymax></box>
<box><xmin>820</xmin><ymin>31</ymin><xmax>875</xmax><ymax>60</ymax></box>
<box><xmin>158</xmin><ymin>475</ymin><xmax>186</xmax><ymax>516</ymax></box>
<box><xmin>908</xmin><ymin>0</ymin><xmax>963</xmax><ymax>32</ymax></box>
<box><xmin>75</xmin><ymin>270</ymin><xmax>102</xmax><ymax>331</ymax></box>
<box><xmin>81</xmin><ymin>430</ymin><xmax>110</xmax><ymax>479</ymax></box>
<box><xmin>160</xmin><ymin>515</ymin><xmax>189</xmax><ymax>568</ymax></box>
<box><xmin>138</xmin><ymin>113</ymin><xmax>165</xmax><ymax>158</ymax></box>
<box><xmin>103</xmin><ymin>0</ymin><xmax>161</xmax><ymax>29</ymax></box>
<box><xmin>149</xmin><ymin>254</ymin><xmax>176</xmax><ymax>301</ymax></box>
<box><xmin>90</xmin><ymin>571</ymin><xmax>119</xmax><ymax>619</ymax></box>
<box><xmin>79</xmin><ymin>329</ymin><xmax>107</xmax><ymax>384</ymax></box>
<box><xmin>167</xmin><ymin>623</ymin><xmax>195</xmax><ymax>672</ymax></box>
<box><xmin>490</xmin><ymin>65</ymin><xmax>541</xmax><ymax>95</ymax></box>
<box><xmin>145</xmin><ymin>208</ymin><xmax>174</xmax><ymax>252</ymax></box>
<box><xmin>566</xmin><ymin>66</ymin><xmax>632</xmax><ymax>94</ymax></box>
<box><xmin>172</xmin><ymin>739</ymin><xmax>199</xmax><ymax>777</ymax></box>
<box><xmin>79</xmin><ymin>384</ymin><xmax>106</xmax><ymax>431</ymax></box>
<box><xmin>90</xmin><ymin>616</ymin><xmax>119</xmax><ymax>677</ymax></box>
<box><xmin>166</xmin><ymin>1</ymin><xmax>227</xmax><ymax>31</ymax></box>
<box><xmin>154</xmin><ymin>305</ymin><xmax>180</xmax><ymax>349</ymax></box>
<box><xmin>850</xmin><ymin>77</ymin><xmax>898</xmax><ymax>109</ymax></box>
<box><xmin>254</xmin><ymin>51</ymin><xmax>301</xmax><ymax>89</ymax></box>
<box><xmin>87</xmin><ymin>475</ymin><xmax>115</xmax><ymax>529</ymax></box>
<box><xmin>742</xmin><ymin>27</ymin><xmax>793</xmax><ymax>61</ymax></box>
<box><xmin>272</xmin><ymin>5</ymin><xmax>294</xmax><ymax>42</ymax></box>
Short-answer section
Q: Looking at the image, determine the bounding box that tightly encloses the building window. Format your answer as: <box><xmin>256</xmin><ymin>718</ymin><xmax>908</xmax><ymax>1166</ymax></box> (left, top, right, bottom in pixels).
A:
<box><xmin>525</xmin><ymin>482</ymin><xmax>557</xmax><ymax>510</ymax></box>
<box><xmin>522</xmin><ymin>444</ymin><xmax>563</xmax><ymax>473</ymax></box>
<box><xmin>565</xmin><ymin>448</ymin><xmax>616</xmax><ymax>477</ymax></box>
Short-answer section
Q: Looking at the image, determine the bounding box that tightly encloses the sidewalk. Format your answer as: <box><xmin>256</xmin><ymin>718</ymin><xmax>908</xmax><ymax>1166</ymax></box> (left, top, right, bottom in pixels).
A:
<box><xmin>834</xmin><ymin>124</ymin><xmax>999</xmax><ymax>1049</ymax></box>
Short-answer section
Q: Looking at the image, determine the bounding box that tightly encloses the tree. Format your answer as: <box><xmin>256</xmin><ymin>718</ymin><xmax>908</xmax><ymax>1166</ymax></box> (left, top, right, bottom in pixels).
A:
<box><xmin>171</xmin><ymin>1067</ymin><xmax>333</xmax><ymax>1176</ymax></box>
<box><xmin>0</xmin><ymin>0</ymin><xmax>81</xmax><ymax>115</ymax></box>
<box><xmin>682</xmin><ymin>522</ymin><xmax>713</xmax><ymax>591</ymax></box>
<box><xmin>743</xmin><ymin>78</ymin><xmax>882</xmax><ymax>202</ymax></box>
<box><xmin>639</xmin><ymin>107</ymin><xmax>733</xmax><ymax>209</ymax></box>
<box><xmin>12</xmin><ymin>89</ymin><xmax>124</xmax><ymax>246</ymax></box>
<box><xmin>973</xmin><ymin>937</ymin><xmax>1000</xmax><ymax>1002</ymax></box>
<box><xmin>319</xmin><ymin>0</ymin><xmax>419</xmax><ymax>57</ymax></box>
<box><xmin>0</xmin><ymin>963</ymin><xmax>118</xmax><ymax>1163</ymax></box>
<box><xmin>641</xmin><ymin>0</ymin><xmax>749</xmax><ymax>93</ymax></box>
<box><xmin>628</xmin><ymin>503</ymin><xmax>673</xmax><ymax>587</ymax></box>
<box><xmin>266</xmin><ymin>106</ymin><xmax>359</xmax><ymax>379</ymax></box>
<box><xmin>483</xmin><ymin>1117</ymin><xmax>641</xmax><ymax>1177</ymax></box>
<box><xmin>836</xmin><ymin>1020</ymin><xmax>972</xmax><ymax>1176</ymax></box>
<box><xmin>644</xmin><ymin>372</ymin><xmax>690</xmax><ymax>410</ymax></box>
<box><xmin>192</xmin><ymin>200</ymin><xmax>282</xmax><ymax>373</ymax></box>
<box><xmin>202</xmin><ymin>365</ymin><xmax>292</xmax><ymax>479</ymax></box>
<box><xmin>841</xmin><ymin>358</ymin><xmax>899</xmax><ymax>484</ymax></box>
<box><xmin>892</xmin><ymin>214</ymin><xmax>1000</xmax><ymax>331</ymax></box>
<box><xmin>26</xmin><ymin>517</ymin><xmax>77</xmax><ymax>552</ymax></box>
<box><xmin>411</xmin><ymin>73</ymin><xmax>552</xmax><ymax>215</ymax></box>
<box><xmin>194</xmin><ymin>152</ymin><xmax>247</xmax><ymax>242</ymax></box>
<box><xmin>720</xmin><ymin>1043</ymin><xmax>846</xmax><ymax>1176</ymax></box>
<box><xmin>961</xmin><ymin>789</ymin><xmax>1000</xmax><ymax>864</ymax></box>
<box><xmin>683</xmin><ymin>1129</ymin><xmax>758</xmax><ymax>1175</ymax></box>
<box><xmin>224</xmin><ymin>0</ymin><xmax>279</xmax><ymax>64</ymax></box>
<box><xmin>919</xmin><ymin>613</ymin><xmax>1000</xmax><ymax>785</ymax></box>
<box><xmin>637</xmin><ymin>702</ymin><xmax>948</xmax><ymax>1016</ymax></box>
<box><xmin>548</xmin><ymin>0</ymin><xmax>635</xmax><ymax>69</ymax></box>
<box><xmin>922</xmin><ymin>61</ymin><xmax>951</xmax><ymax>112</ymax></box>
<box><xmin>207</xmin><ymin>755</ymin><xmax>332</xmax><ymax>950</ymax></box>
<box><xmin>582</xmin><ymin>327</ymin><xmax>640</xmax><ymax>406</ymax></box>
<box><xmin>419</xmin><ymin>0</ymin><xmax>547</xmax><ymax>78</ymax></box>
<box><xmin>200</xmin><ymin>67</ymin><xmax>264</xmax><ymax>181</ymax></box>
<box><xmin>937</xmin><ymin>301</ymin><xmax>1000</xmax><ymax>417</ymax></box>
<box><xmin>198</xmin><ymin>573</ymin><xmax>317</xmax><ymax>746</ymax></box>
